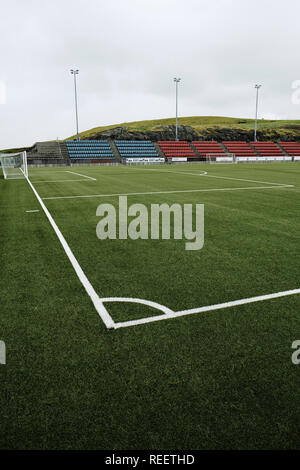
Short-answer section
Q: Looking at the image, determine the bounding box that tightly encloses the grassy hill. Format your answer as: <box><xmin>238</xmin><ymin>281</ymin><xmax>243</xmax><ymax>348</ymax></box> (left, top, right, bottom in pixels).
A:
<box><xmin>0</xmin><ymin>146</ymin><xmax>31</xmax><ymax>154</ymax></box>
<box><xmin>3</xmin><ymin>116</ymin><xmax>300</xmax><ymax>153</ymax></box>
<box><xmin>66</xmin><ymin>116</ymin><xmax>300</xmax><ymax>141</ymax></box>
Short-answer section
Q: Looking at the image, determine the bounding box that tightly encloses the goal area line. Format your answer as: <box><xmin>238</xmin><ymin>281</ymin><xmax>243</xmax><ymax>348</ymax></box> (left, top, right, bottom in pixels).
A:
<box><xmin>23</xmin><ymin>175</ymin><xmax>299</xmax><ymax>331</ymax></box>
<box><xmin>31</xmin><ymin>170</ymin><xmax>97</xmax><ymax>184</ymax></box>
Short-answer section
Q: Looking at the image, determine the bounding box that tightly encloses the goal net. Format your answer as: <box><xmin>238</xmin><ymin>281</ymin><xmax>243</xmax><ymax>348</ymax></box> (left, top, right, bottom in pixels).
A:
<box><xmin>0</xmin><ymin>151</ymin><xmax>28</xmax><ymax>179</ymax></box>
<box><xmin>206</xmin><ymin>153</ymin><xmax>236</xmax><ymax>163</ymax></box>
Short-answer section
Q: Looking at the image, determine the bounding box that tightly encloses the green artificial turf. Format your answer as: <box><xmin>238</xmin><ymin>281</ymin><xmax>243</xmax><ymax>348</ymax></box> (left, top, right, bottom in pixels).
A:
<box><xmin>0</xmin><ymin>163</ymin><xmax>299</xmax><ymax>449</ymax></box>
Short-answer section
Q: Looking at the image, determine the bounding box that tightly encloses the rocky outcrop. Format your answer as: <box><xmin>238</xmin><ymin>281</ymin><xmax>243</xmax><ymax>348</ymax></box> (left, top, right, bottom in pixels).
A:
<box><xmin>87</xmin><ymin>125</ymin><xmax>199</xmax><ymax>141</ymax></box>
<box><xmin>197</xmin><ymin>127</ymin><xmax>300</xmax><ymax>142</ymax></box>
<box><xmin>85</xmin><ymin>125</ymin><xmax>300</xmax><ymax>142</ymax></box>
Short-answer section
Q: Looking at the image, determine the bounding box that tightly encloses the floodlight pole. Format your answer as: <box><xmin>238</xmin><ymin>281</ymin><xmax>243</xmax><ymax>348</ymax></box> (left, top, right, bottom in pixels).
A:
<box><xmin>254</xmin><ymin>84</ymin><xmax>261</xmax><ymax>142</ymax></box>
<box><xmin>71</xmin><ymin>69</ymin><xmax>80</xmax><ymax>141</ymax></box>
<box><xmin>174</xmin><ymin>78</ymin><xmax>181</xmax><ymax>141</ymax></box>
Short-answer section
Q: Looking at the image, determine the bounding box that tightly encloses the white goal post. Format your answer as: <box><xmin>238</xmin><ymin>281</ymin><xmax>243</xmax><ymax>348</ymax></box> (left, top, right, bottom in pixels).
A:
<box><xmin>0</xmin><ymin>151</ymin><xmax>28</xmax><ymax>179</ymax></box>
<box><xmin>206</xmin><ymin>153</ymin><xmax>236</xmax><ymax>163</ymax></box>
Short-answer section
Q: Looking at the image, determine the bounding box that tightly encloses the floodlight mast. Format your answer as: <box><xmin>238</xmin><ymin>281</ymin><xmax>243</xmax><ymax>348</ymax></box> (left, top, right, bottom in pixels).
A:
<box><xmin>70</xmin><ymin>69</ymin><xmax>80</xmax><ymax>141</ymax></box>
<box><xmin>254</xmin><ymin>84</ymin><xmax>261</xmax><ymax>142</ymax></box>
<box><xmin>174</xmin><ymin>78</ymin><xmax>181</xmax><ymax>141</ymax></box>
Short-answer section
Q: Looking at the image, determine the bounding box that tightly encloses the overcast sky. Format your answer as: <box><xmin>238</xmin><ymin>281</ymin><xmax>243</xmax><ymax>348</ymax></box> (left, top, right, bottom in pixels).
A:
<box><xmin>1</xmin><ymin>0</ymin><xmax>300</xmax><ymax>149</ymax></box>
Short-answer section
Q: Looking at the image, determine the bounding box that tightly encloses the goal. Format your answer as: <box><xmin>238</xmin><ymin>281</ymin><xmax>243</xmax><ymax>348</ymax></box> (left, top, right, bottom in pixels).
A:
<box><xmin>206</xmin><ymin>153</ymin><xmax>236</xmax><ymax>164</ymax></box>
<box><xmin>0</xmin><ymin>151</ymin><xmax>28</xmax><ymax>179</ymax></box>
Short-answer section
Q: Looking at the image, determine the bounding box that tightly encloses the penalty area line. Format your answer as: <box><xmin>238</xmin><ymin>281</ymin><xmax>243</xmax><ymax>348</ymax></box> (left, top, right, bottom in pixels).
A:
<box><xmin>129</xmin><ymin>167</ymin><xmax>291</xmax><ymax>187</ymax></box>
<box><xmin>204</xmin><ymin>173</ymin><xmax>291</xmax><ymax>187</ymax></box>
<box><xmin>42</xmin><ymin>184</ymin><xmax>294</xmax><ymax>200</ymax></box>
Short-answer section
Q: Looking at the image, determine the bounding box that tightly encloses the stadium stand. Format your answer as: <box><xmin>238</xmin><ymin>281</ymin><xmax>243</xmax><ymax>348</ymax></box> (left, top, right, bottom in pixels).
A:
<box><xmin>115</xmin><ymin>140</ymin><xmax>161</xmax><ymax>161</ymax></box>
<box><xmin>192</xmin><ymin>141</ymin><xmax>226</xmax><ymax>160</ymax></box>
<box><xmin>66</xmin><ymin>140</ymin><xmax>116</xmax><ymax>162</ymax></box>
<box><xmin>27</xmin><ymin>141</ymin><xmax>69</xmax><ymax>165</ymax></box>
<box><xmin>277</xmin><ymin>141</ymin><xmax>300</xmax><ymax>156</ymax></box>
<box><xmin>158</xmin><ymin>141</ymin><xmax>197</xmax><ymax>161</ymax></box>
<box><xmin>222</xmin><ymin>141</ymin><xmax>259</xmax><ymax>157</ymax></box>
<box><xmin>24</xmin><ymin>138</ymin><xmax>300</xmax><ymax>166</ymax></box>
<box><xmin>251</xmin><ymin>141</ymin><xmax>285</xmax><ymax>156</ymax></box>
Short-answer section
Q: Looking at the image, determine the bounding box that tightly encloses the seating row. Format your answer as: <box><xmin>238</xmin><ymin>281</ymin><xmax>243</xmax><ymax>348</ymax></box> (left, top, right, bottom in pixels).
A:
<box><xmin>65</xmin><ymin>140</ymin><xmax>300</xmax><ymax>160</ymax></box>
<box><xmin>116</xmin><ymin>140</ymin><xmax>159</xmax><ymax>159</ymax></box>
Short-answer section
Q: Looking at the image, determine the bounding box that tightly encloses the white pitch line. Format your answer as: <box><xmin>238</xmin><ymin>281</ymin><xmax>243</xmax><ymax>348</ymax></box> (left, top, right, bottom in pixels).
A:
<box><xmin>112</xmin><ymin>288</ymin><xmax>300</xmax><ymax>329</ymax></box>
<box><xmin>129</xmin><ymin>167</ymin><xmax>208</xmax><ymax>177</ymax></box>
<box><xmin>42</xmin><ymin>184</ymin><xmax>293</xmax><ymax>200</ymax></box>
<box><xmin>32</xmin><ymin>179</ymin><xmax>94</xmax><ymax>183</ymax></box>
<box><xmin>23</xmin><ymin>167</ymin><xmax>298</xmax><ymax>332</ymax></box>
<box><xmin>204</xmin><ymin>173</ymin><xmax>289</xmax><ymax>187</ymax></box>
<box><xmin>24</xmin><ymin>176</ymin><xmax>115</xmax><ymax>330</ymax></box>
<box><xmin>22</xmin><ymin>175</ymin><xmax>300</xmax><ymax>331</ymax></box>
<box><xmin>65</xmin><ymin>170</ymin><xmax>97</xmax><ymax>181</ymax></box>
<box><xmin>100</xmin><ymin>297</ymin><xmax>174</xmax><ymax>316</ymax></box>
<box><xmin>129</xmin><ymin>166</ymin><xmax>290</xmax><ymax>187</ymax></box>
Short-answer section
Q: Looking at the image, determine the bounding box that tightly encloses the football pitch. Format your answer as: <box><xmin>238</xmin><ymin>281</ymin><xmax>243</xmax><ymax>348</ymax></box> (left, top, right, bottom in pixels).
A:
<box><xmin>0</xmin><ymin>162</ymin><xmax>300</xmax><ymax>449</ymax></box>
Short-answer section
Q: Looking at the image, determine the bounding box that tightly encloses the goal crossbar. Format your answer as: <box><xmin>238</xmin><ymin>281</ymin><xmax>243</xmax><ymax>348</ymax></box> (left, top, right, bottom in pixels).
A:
<box><xmin>0</xmin><ymin>151</ymin><xmax>28</xmax><ymax>179</ymax></box>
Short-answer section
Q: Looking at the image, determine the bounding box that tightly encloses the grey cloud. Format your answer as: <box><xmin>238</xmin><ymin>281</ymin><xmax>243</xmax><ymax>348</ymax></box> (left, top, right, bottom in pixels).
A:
<box><xmin>1</xmin><ymin>0</ymin><xmax>300</xmax><ymax>148</ymax></box>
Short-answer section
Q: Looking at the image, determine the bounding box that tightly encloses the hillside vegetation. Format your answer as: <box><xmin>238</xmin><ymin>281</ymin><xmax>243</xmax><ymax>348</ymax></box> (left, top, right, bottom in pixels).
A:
<box><xmin>67</xmin><ymin>116</ymin><xmax>300</xmax><ymax>141</ymax></box>
<box><xmin>3</xmin><ymin>116</ymin><xmax>300</xmax><ymax>153</ymax></box>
